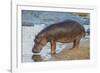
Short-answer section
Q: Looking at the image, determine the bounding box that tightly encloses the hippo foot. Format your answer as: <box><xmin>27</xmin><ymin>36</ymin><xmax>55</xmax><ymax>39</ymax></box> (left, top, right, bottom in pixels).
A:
<box><xmin>69</xmin><ymin>48</ymin><xmax>75</xmax><ymax>50</ymax></box>
<box><xmin>51</xmin><ymin>52</ymin><xmax>56</xmax><ymax>55</ymax></box>
<box><xmin>69</xmin><ymin>47</ymin><xmax>79</xmax><ymax>50</ymax></box>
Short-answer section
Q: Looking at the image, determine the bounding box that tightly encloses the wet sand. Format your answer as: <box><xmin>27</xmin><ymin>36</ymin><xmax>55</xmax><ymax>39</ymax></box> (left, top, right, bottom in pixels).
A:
<box><xmin>48</xmin><ymin>48</ymin><xmax>89</xmax><ymax>61</ymax></box>
<box><xmin>47</xmin><ymin>38</ymin><xmax>90</xmax><ymax>61</ymax></box>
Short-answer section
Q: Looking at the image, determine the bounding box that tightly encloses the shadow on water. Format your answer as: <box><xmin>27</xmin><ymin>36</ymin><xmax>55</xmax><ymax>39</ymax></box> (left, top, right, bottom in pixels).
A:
<box><xmin>32</xmin><ymin>55</ymin><xmax>43</xmax><ymax>62</ymax></box>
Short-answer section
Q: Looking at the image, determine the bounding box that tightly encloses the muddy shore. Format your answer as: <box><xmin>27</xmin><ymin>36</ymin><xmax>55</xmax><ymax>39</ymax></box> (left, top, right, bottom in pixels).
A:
<box><xmin>46</xmin><ymin>38</ymin><xmax>90</xmax><ymax>61</ymax></box>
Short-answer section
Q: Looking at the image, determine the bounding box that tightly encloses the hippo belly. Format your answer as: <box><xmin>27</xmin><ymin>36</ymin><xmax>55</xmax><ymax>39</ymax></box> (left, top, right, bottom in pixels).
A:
<box><xmin>57</xmin><ymin>37</ymin><xmax>75</xmax><ymax>43</ymax></box>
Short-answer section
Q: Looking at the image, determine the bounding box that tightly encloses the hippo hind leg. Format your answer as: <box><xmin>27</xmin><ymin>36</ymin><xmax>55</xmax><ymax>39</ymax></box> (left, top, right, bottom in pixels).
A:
<box><xmin>72</xmin><ymin>37</ymin><xmax>81</xmax><ymax>49</ymax></box>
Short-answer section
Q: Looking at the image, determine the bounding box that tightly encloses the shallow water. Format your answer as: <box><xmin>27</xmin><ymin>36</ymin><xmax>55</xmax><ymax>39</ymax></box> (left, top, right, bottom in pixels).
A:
<box><xmin>22</xmin><ymin>26</ymin><xmax>90</xmax><ymax>62</ymax></box>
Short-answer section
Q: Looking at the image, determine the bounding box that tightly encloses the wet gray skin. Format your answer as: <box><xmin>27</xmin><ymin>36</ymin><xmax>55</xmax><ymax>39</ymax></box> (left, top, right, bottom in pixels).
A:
<box><xmin>32</xmin><ymin>20</ymin><xmax>85</xmax><ymax>55</ymax></box>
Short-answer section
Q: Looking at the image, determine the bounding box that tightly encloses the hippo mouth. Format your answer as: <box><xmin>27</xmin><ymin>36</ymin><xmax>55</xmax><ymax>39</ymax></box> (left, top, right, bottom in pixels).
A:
<box><xmin>32</xmin><ymin>48</ymin><xmax>41</xmax><ymax>53</ymax></box>
<box><xmin>32</xmin><ymin>48</ymin><xmax>41</xmax><ymax>56</ymax></box>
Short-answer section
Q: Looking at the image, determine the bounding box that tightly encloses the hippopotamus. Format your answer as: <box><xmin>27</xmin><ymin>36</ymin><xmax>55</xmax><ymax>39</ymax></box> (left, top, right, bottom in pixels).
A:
<box><xmin>32</xmin><ymin>20</ymin><xmax>85</xmax><ymax>55</ymax></box>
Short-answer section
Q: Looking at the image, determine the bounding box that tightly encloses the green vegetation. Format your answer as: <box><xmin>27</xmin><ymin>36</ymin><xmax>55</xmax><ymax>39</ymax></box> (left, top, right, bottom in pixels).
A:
<box><xmin>70</xmin><ymin>13</ymin><xmax>90</xmax><ymax>19</ymax></box>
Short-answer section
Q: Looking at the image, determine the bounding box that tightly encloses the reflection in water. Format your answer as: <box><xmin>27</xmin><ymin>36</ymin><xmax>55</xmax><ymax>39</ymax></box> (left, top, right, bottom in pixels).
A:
<box><xmin>32</xmin><ymin>55</ymin><xmax>43</xmax><ymax>62</ymax></box>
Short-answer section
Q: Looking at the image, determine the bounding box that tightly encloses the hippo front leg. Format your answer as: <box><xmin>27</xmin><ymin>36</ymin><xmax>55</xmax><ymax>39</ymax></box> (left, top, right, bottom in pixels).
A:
<box><xmin>50</xmin><ymin>40</ymin><xmax>56</xmax><ymax>55</ymax></box>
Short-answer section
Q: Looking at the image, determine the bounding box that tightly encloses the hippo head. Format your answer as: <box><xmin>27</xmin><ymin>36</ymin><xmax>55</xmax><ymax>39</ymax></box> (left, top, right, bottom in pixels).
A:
<box><xmin>32</xmin><ymin>34</ymin><xmax>47</xmax><ymax>53</ymax></box>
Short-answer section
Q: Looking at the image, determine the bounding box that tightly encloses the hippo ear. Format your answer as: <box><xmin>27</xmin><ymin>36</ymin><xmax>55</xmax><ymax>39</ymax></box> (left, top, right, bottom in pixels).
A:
<box><xmin>36</xmin><ymin>38</ymin><xmax>40</xmax><ymax>42</ymax></box>
<box><xmin>40</xmin><ymin>33</ymin><xmax>45</xmax><ymax>37</ymax></box>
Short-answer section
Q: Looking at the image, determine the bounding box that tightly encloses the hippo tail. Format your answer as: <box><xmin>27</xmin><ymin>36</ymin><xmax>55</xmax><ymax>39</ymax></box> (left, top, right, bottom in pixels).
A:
<box><xmin>82</xmin><ymin>27</ymin><xmax>86</xmax><ymax>38</ymax></box>
<box><xmin>81</xmin><ymin>25</ymin><xmax>86</xmax><ymax>38</ymax></box>
<box><xmin>83</xmin><ymin>32</ymin><xmax>86</xmax><ymax>37</ymax></box>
